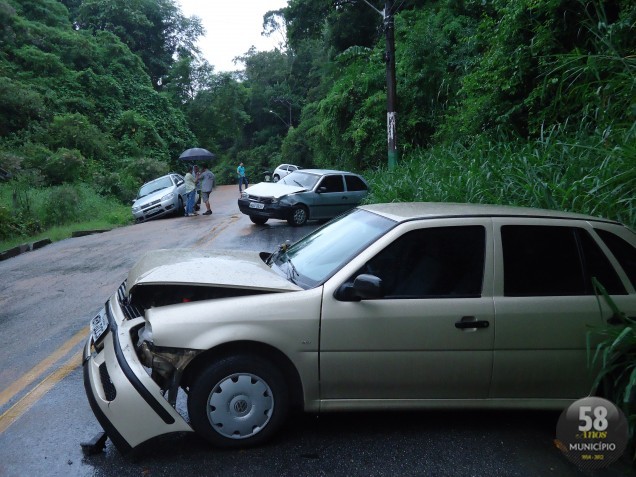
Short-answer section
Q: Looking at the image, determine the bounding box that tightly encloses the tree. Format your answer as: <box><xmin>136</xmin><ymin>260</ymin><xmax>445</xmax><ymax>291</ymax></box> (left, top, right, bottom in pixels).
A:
<box><xmin>76</xmin><ymin>0</ymin><xmax>203</xmax><ymax>88</ymax></box>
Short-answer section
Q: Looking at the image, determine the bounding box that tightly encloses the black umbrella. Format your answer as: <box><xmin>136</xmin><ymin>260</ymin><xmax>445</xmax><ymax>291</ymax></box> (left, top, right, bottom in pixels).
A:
<box><xmin>179</xmin><ymin>147</ymin><xmax>215</xmax><ymax>161</ymax></box>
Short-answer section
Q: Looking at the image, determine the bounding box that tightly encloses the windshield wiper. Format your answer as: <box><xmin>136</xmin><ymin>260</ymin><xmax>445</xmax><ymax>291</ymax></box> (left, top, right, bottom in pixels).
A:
<box><xmin>267</xmin><ymin>240</ymin><xmax>298</xmax><ymax>283</ymax></box>
<box><xmin>285</xmin><ymin>257</ymin><xmax>299</xmax><ymax>284</ymax></box>
<box><xmin>267</xmin><ymin>240</ymin><xmax>291</xmax><ymax>266</ymax></box>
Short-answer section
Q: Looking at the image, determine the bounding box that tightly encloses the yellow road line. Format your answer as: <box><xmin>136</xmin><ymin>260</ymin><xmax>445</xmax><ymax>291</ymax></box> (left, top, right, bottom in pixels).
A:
<box><xmin>0</xmin><ymin>348</ymin><xmax>83</xmax><ymax>433</ymax></box>
<box><xmin>0</xmin><ymin>326</ymin><xmax>88</xmax><ymax>408</ymax></box>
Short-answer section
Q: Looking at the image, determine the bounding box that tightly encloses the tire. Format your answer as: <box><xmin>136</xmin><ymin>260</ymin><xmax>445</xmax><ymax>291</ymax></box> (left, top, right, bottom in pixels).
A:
<box><xmin>188</xmin><ymin>355</ymin><xmax>289</xmax><ymax>448</ymax></box>
<box><xmin>287</xmin><ymin>205</ymin><xmax>308</xmax><ymax>226</ymax></box>
<box><xmin>249</xmin><ymin>215</ymin><xmax>268</xmax><ymax>225</ymax></box>
<box><xmin>273</xmin><ymin>174</ymin><xmax>280</xmax><ymax>182</ymax></box>
<box><xmin>177</xmin><ymin>196</ymin><xmax>184</xmax><ymax>215</ymax></box>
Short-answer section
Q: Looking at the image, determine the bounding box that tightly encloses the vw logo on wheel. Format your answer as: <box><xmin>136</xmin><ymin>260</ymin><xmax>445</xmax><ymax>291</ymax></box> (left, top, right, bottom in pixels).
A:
<box><xmin>234</xmin><ymin>400</ymin><xmax>248</xmax><ymax>413</ymax></box>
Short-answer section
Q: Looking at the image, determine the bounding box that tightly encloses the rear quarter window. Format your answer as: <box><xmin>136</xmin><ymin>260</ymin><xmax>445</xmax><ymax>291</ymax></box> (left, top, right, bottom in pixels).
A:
<box><xmin>595</xmin><ymin>228</ymin><xmax>636</xmax><ymax>289</ymax></box>
<box><xmin>345</xmin><ymin>175</ymin><xmax>368</xmax><ymax>191</ymax></box>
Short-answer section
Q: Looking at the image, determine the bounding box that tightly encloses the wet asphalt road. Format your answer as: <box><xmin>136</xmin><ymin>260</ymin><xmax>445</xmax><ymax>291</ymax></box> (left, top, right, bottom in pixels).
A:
<box><xmin>0</xmin><ymin>185</ymin><xmax>633</xmax><ymax>477</ymax></box>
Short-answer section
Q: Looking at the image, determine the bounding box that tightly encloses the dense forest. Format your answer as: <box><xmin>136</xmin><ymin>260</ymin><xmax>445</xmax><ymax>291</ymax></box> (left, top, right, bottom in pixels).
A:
<box><xmin>0</xmin><ymin>0</ymin><xmax>634</xmax><ymax>238</ymax></box>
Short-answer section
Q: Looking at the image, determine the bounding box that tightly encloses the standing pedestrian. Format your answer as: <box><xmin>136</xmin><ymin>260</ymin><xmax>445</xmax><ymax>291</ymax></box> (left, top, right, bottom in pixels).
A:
<box><xmin>183</xmin><ymin>167</ymin><xmax>198</xmax><ymax>217</ymax></box>
<box><xmin>199</xmin><ymin>164</ymin><xmax>215</xmax><ymax>215</ymax></box>
<box><xmin>237</xmin><ymin>162</ymin><xmax>249</xmax><ymax>194</ymax></box>
<box><xmin>193</xmin><ymin>165</ymin><xmax>201</xmax><ymax>211</ymax></box>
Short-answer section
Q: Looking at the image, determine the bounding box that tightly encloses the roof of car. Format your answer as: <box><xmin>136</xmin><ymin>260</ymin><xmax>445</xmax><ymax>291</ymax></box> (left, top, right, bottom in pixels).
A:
<box><xmin>293</xmin><ymin>169</ymin><xmax>357</xmax><ymax>176</ymax></box>
<box><xmin>360</xmin><ymin>202</ymin><xmax>620</xmax><ymax>224</ymax></box>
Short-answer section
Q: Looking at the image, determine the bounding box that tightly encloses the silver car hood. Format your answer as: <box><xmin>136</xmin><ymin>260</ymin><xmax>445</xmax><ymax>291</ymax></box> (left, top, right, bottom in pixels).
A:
<box><xmin>244</xmin><ymin>182</ymin><xmax>305</xmax><ymax>198</ymax></box>
<box><xmin>127</xmin><ymin>249</ymin><xmax>300</xmax><ymax>293</ymax></box>
<box><xmin>133</xmin><ymin>187</ymin><xmax>172</xmax><ymax>207</ymax></box>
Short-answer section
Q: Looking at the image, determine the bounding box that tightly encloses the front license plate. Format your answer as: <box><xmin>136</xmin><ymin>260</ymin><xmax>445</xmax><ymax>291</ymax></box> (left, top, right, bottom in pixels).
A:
<box><xmin>249</xmin><ymin>202</ymin><xmax>265</xmax><ymax>209</ymax></box>
<box><xmin>90</xmin><ymin>309</ymin><xmax>109</xmax><ymax>343</ymax></box>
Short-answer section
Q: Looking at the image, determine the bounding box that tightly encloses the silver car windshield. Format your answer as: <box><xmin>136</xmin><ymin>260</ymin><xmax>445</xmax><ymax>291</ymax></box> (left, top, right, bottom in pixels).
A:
<box><xmin>270</xmin><ymin>208</ymin><xmax>395</xmax><ymax>288</ymax></box>
<box><xmin>280</xmin><ymin>171</ymin><xmax>320</xmax><ymax>189</ymax></box>
<box><xmin>138</xmin><ymin>177</ymin><xmax>173</xmax><ymax>198</ymax></box>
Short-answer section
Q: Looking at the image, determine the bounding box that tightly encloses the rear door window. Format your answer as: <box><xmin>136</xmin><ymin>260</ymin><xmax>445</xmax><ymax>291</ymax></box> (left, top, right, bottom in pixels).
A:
<box><xmin>502</xmin><ymin>225</ymin><xmax>625</xmax><ymax>296</ymax></box>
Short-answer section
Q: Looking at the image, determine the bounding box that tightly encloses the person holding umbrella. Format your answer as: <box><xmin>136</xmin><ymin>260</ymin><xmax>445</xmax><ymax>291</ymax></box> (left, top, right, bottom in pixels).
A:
<box><xmin>178</xmin><ymin>148</ymin><xmax>215</xmax><ymax>212</ymax></box>
<box><xmin>199</xmin><ymin>163</ymin><xmax>215</xmax><ymax>215</ymax></box>
<box><xmin>183</xmin><ymin>166</ymin><xmax>198</xmax><ymax>217</ymax></box>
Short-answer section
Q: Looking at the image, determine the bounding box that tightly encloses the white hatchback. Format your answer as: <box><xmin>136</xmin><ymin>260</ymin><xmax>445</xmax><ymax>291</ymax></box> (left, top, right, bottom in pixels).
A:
<box><xmin>272</xmin><ymin>163</ymin><xmax>300</xmax><ymax>182</ymax></box>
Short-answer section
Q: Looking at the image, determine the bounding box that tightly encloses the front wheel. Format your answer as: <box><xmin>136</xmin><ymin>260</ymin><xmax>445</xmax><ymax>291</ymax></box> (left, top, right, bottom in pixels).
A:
<box><xmin>188</xmin><ymin>356</ymin><xmax>289</xmax><ymax>448</ymax></box>
<box><xmin>273</xmin><ymin>174</ymin><xmax>280</xmax><ymax>182</ymax></box>
<box><xmin>287</xmin><ymin>206</ymin><xmax>308</xmax><ymax>226</ymax></box>
<box><xmin>249</xmin><ymin>215</ymin><xmax>268</xmax><ymax>225</ymax></box>
<box><xmin>176</xmin><ymin>196</ymin><xmax>184</xmax><ymax>215</ymax></box>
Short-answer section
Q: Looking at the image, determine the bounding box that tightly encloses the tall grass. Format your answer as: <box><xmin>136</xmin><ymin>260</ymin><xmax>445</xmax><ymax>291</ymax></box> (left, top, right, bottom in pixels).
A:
<box><xmin>0</xmin><ymin>181</ymin><xmax>132</xmax><ymax>250</ymax></box>
<box><xmin>365</xmin><ymin>129</ymin><xmax>635</xmax><ymax>229</ymax></box>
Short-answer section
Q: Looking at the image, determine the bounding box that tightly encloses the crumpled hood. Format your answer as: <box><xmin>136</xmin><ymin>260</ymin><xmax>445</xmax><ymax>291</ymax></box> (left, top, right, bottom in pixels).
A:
<box><xmin>127</xmin><ymin>249</ymin><xmax>300</xmax><ymax>293</ymax></box>
<box><xmin>244</xmin><ymin>182</ymin><xmax>305</xmax><ymax>198</ymax></box>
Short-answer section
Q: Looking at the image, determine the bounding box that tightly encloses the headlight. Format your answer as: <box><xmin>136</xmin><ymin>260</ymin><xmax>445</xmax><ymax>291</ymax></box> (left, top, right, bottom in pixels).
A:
<box><xmin>132</xmin><ymin>205</ymin><xmax>140</xmax><ymax>212</ymax></box>
<box><xmin>240</xmin><ymin>191</ymin><xmax>248</xmax><ymax>199</ymax></box>
<box><xmin>161</xmin><ymin>192</ymin><xmax>175</xmax><ymax>201</ymax></box>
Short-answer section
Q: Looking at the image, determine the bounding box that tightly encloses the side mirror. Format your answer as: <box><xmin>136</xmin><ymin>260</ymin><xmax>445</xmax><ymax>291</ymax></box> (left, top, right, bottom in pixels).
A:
<box><xmin>335</xmin><ymin>274</ymin><xmax>383</xmax><ymax>301</ymax></box>
<box><xmin>317</xmin><ymin>186</ymin><xmax>327</xmax><ymax>194</ymax></box>
<box><xmin>177</xmin><ymin>179</ymin><xmax>185</xmax><ymax>186</ymax></box>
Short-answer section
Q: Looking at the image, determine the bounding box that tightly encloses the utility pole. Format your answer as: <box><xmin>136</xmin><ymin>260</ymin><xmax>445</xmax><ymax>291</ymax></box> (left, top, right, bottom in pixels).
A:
<box><xmin>360</xmin><ymin>0</ymin><xmax>399</xmax><ymax>170</ymax></box>
<box><xmin>384</xmin><ymin>0</ymin><xmax>398</xmax><ymax>170</ymax></box>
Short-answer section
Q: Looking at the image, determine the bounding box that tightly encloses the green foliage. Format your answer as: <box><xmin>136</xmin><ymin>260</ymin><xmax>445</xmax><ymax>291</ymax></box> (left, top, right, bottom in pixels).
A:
<box><xmin>0</xmin><ymin>0</ymin><xmax>195</xmax><ymax>188</ymax></box>
<box><xmin>40</xmin><ymin>113</ymin><xmax>110</xmax><ymax>162</ymax></box>
<box><xmin>0</xmin><ymin>180</ymin><xmax>132</xmax><ymax>245</ymax></box>
<box><xmin>0</xmin><ymin>205</ymin><xmax>42</xmax><ymax>240</ymax></box>
<box><xmin>587</xmin><ymin>279</ymin><xmax>636</xmax><ymax>457</ymax></box>
<box><xmin>41</xmin><ymin>148</ymin><xmax>85</xmax><ymax>185</ymax></box>
<box><xmin>0</xmin><ymin>77</ymin><xmax>46</xmax><ymax>136</ymax></box>
<box><xmin>75</xmin><ymin>0</ymin><xmax>204</xmax><ymax>88</ymax></box>
<box><xmin>41</xmin><ymin>183</ymin><xmax>80</xmax><ymax>227</ymax></box>
<box><xmin>364</xmin><ymin>127</ymin><xmax>636</xmax><ymax>230</ymax></box>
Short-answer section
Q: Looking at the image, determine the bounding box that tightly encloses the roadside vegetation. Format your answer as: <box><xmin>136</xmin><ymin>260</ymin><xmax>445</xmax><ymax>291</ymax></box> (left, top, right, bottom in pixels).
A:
<box><xmin>0</xmin><ymin>180</ymin><xmax>130</xmax><ymax>250</ymax></box>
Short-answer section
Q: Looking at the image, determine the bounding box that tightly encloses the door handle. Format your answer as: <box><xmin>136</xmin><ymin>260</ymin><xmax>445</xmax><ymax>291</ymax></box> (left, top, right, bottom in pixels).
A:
<box><xmin>455</xmin><ymin>316</ymin><xmax>490</xmax><ymax>329</ymax></box>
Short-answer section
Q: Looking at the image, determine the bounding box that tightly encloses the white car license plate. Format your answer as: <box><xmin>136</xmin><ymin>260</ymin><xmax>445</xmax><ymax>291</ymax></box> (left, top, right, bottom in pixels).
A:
<box><xmin>90</xmin><ymin>310</ymin><xmax>109</xmax><ymax>342</ymax></box>
<box><xmin>249</xmin><ymin>202</ymin><xmax>265</xmax><ymax>209</ymax></box>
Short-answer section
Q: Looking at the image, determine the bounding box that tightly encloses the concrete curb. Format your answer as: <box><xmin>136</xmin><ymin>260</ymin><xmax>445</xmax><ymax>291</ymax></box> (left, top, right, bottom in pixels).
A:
<box><xmin>0</xmin><ymin>238</ymin><xmax>52</xmax><ymax>261</ymax></box>
<box><xmin>0</xmin><ymin>229</ymin><xmax>109</xmax><ymax>262</ymax></box>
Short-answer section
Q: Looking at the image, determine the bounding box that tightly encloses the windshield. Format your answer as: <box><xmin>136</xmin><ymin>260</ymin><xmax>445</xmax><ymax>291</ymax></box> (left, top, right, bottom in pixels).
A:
<box><xmin>280</xmin><ymin>171</ymin><xmax>320</xmax><ymax>189</ymax></box>
<box><xmin>138</xmin><ymin>177</ymin><xmax>173</xmax><ymax>198</ymax></box>
<box><xmin>270</xmin><ymin>208</ymin><xmax>395</xmax><ymax>288</ymax></box>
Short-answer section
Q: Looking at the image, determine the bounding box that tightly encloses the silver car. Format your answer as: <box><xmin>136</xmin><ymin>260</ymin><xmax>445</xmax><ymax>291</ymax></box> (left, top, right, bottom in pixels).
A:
<box><xmin>238</xmin><ymin>169</ymin><xmax>369</xmax><ymax>225</ymax></box>
<box><xmin>84</xmin><ymin>203</ymin><xmax>636</xmax><ymax>452</ymax></box>
<box><xmin>131</xmin><ymin>173</ymin><xmax>187</xmax><ymax>223</ymax></box>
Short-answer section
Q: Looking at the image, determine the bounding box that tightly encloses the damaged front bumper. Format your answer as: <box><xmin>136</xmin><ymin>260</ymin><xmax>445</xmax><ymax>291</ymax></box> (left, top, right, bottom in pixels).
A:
<box><xmin>83</xmin><ymin>293</ymin><xmax>193</xmax><ymax>452</ymax></box>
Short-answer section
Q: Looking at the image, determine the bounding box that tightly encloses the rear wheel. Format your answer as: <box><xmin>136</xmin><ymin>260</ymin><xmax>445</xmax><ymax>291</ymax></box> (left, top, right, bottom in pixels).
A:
<box><xmin>188</xmin><ymin>356</ymin><xmax>289</xmax><ymax>448</ymax></box>
<box><xmin>287</xmin><ymin>206</ymin><xmax>308</xmax><ymax>226</ymax></box>
<box><xmin>249</xmin><ymin>216</ymin><xmax>268</xmax><ymax>225</ymax></box>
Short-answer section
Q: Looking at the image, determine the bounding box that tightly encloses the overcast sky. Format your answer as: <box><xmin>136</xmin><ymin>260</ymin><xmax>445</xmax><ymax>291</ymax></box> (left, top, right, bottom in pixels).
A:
<box><xmin>177</xmin><ymin>0</ymin><xmax>289</xmax><ymax>73</ymax></box>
